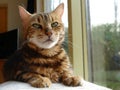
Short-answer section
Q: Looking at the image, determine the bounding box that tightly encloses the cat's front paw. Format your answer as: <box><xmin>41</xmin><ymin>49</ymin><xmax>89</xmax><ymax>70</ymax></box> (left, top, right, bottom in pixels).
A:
<box><xmin>62</xmin><ymin>76</ymin><xmax>83</xmax><ymax>86</ymax></box>
<box><xmin>29</xmin><ymin>77</ymin><xmax>52</xmax><ymax>88</ymax></box>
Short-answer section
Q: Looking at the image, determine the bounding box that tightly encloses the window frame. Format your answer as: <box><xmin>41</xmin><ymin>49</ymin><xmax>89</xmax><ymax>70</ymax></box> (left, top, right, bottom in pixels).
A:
<box><xmin>68</xmin><ymin>0</ymin><xmax>89</xmax><ymax>80</ymax></box>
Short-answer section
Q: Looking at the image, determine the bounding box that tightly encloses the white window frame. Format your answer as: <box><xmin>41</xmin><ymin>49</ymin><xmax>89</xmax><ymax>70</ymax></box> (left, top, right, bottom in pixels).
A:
<box><xmin>68</xmin><ymin>0</ymin><xmax>88</xmax><ymax>80</ymax></box>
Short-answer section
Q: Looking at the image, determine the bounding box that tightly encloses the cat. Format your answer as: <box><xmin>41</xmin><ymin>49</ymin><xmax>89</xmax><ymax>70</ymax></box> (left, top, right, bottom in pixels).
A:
<box><xmin>3</xmin><ymin>3</ymin><xmax>83</xmax><ymax>88</ymax></box>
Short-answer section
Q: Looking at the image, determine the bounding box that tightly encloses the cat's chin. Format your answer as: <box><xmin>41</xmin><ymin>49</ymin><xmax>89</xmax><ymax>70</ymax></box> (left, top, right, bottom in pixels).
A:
<box><xmin>40</xmin><ymin>43</ymin><xmax>57</xmax><ymax>49</ymax></box>
<box><xmin>30</xmin><ymin>40</ymin><xmax>58</xmax><ymax>49</ymax></box>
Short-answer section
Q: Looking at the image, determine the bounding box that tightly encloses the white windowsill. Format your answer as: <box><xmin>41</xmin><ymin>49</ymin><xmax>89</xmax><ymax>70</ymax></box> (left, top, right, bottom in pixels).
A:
<box><xmin>0</xmin><ymin>80</ymin><xmax>112</xmax><ymax>90</ymax></box>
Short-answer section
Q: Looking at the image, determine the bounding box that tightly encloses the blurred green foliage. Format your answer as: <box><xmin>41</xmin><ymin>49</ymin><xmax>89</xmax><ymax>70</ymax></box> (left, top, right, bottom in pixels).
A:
<box><xmin>92</xmin><ymin>23</ymin><xmax>120</xmax><ymax>90</ymax></box>
<box><xmin>92</xmin><ymin>23</ymin><xmax>120</xmax><ymax>70</ymax></box>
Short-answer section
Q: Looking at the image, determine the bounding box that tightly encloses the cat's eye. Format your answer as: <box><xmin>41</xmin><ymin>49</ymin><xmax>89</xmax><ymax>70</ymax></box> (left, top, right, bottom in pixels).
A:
<box><xmin>51</xmin><ymin>22</ymin><xmax>58</xmax><ymax>27</ymax></box>
<box><xmin>32</xmin><ymin>23</ymin><xmax>42</xmax><ymax>29</ymax></box>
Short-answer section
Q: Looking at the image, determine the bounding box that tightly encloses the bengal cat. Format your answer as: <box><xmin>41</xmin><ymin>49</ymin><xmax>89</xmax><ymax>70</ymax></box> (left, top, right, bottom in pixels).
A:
<box><xmin>3</xmin><ymin>3</ymin><xmax>83</xmax><ymax>88</ymax></box>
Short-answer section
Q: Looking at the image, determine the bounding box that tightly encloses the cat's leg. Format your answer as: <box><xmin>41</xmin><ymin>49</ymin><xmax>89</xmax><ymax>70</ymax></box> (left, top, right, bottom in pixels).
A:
<box><xmin>61</xmin><ymin>70</ymin><xmax>83</xmax><ymax>86</ymax></box>
<box><xmin>15</xmin><ymin>71</ymin><xmax>51</xmax><ymax>88</ymax></box>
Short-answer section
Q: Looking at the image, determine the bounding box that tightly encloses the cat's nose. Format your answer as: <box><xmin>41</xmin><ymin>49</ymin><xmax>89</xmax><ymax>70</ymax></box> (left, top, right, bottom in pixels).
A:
<box><xmin>45</xmin><ymin>29</ymin><xmax>53</xmax><ymax>37</ymax></box>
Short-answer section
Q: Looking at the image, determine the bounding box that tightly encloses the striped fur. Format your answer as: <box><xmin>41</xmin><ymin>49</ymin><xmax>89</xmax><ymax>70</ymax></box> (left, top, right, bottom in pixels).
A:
<box><xmin>3</xmin><ymin>3</ymin><xmax>82</xmax><ymax>88</ymax></box>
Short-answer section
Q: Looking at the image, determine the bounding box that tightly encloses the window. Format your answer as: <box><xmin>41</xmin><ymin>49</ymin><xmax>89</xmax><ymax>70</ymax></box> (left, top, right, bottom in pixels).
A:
<box><xmin>37</xmin><ymin>0</ymin><xmax>120</xmax><ymax>89</ymax></box>
<box><xmin>87</xmin><ymin>0</ymin><xmax>120</xmax><ymax>89</ymax></box>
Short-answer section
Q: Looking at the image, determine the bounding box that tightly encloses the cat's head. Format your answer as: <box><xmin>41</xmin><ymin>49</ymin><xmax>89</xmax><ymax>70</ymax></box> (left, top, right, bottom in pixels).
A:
<box><xmin>19</xmin><ymin>3</ymin><xmax>65</xmax><ymax>49</ymax></box>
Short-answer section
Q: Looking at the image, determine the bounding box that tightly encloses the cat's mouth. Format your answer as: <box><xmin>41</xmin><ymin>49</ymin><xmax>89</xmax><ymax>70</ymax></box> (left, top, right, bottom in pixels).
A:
<box><xmin>43</xmin><ymin>39</ymin><xmax>54</xmax><ymax>43</ymax></box>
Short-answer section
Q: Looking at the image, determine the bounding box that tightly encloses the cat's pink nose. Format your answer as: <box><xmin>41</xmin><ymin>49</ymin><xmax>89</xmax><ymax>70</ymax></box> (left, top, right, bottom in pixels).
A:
<box><xmin>45</xmin><ymin>30</ymin><xmax>53</xmax><ymax>37</ymax></box>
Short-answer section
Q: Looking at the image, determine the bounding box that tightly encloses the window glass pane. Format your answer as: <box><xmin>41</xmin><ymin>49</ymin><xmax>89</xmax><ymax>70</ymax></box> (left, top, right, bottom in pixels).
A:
<box><xmin>88</xmin><ymin>0</ymin><xmax>120</xmax><ymax>89</ymax></box>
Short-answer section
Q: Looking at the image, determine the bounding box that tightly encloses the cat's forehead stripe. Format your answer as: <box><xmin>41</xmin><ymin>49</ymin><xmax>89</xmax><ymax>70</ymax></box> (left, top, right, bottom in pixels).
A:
<box><xmin>44</xmin><ymin>13</ymin><xmax>51</xmax><ymax>22</ymax></box>
<box><xmin>39</xmin><ymin>14</ymin><xmax>44</xmax><ymax>19</ymax></box>
<box><xmin>36</xmin><ymin>14</ymin><xmax>44</xmax><ymax>23</ymax></box>
<box><xmin>35</xmin><ymin>13</ymin><xmax>55</xmax><ymax>24</ymax></box>
<box><xmin>36</xmin><ymin>13</ymin><xmax>51</xmax><ymax>23</ymax></box>
<box><xmin>37</xmin><ymin>17</ymin><xmax>40</xmax><ymax>23</ymax></box>
<box><xmin>49</xmin><ymin>14</ymin><xmax>54</xmax><ymax>22</ymax></box>
<box><xmin>44</xmin><ymin>14</ymin><xmax>48</xmax><ymax>21</ymax></box>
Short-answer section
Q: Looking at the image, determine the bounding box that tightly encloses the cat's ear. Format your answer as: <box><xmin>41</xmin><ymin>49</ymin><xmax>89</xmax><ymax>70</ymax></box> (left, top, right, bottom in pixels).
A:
<box><xmin>18</xmin><ymin>6</ymin><xmax>31</xmax><ymax>22</ymax></box>
<box><xmin>52</xmin><ymin>3</ymin><xmax>64</xmax><ymax>18</ymax></box>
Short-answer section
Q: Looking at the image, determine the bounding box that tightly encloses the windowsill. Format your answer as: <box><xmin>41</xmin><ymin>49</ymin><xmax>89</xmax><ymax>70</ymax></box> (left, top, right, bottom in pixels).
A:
<box><xmin>0</xmin><ymin>81</ymin><xmax>112</xmax><ymax>90</ymax></box>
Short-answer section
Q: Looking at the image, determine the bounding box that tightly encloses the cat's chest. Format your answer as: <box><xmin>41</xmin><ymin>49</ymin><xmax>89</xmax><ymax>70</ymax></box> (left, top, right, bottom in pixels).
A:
<box><xmin>29</xmin><ymin>59</ymin><xmax>64</xmax><ymax>81</ymax></box>
<box><xmin>29</xmin><ymin>55</ymin><xmax>69</xmax><ymax>75</ymax></box>
<box><xmin>26</xmin><ymin>48</ymin><xmax>68</xmax><ymax>68</ymax></box>
<box><xmin>29</xmin><ymin>55</ymin><xmax>66</xmax><ymax>69</ymax></box>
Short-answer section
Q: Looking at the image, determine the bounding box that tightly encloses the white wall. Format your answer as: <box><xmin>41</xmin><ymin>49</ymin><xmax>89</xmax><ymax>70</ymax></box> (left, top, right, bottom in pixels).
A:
<box><xmin>0</xmin><ymin>0</ymin><xmax>27</xmax><ymax>31</ymax></box>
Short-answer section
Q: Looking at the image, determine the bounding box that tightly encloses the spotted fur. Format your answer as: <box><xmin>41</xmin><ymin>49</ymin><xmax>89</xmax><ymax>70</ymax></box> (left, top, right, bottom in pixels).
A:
<box><xmin>3</xmin><ymin>3</ymin><xmax>82</xmax><ymax>88</ymax></box>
